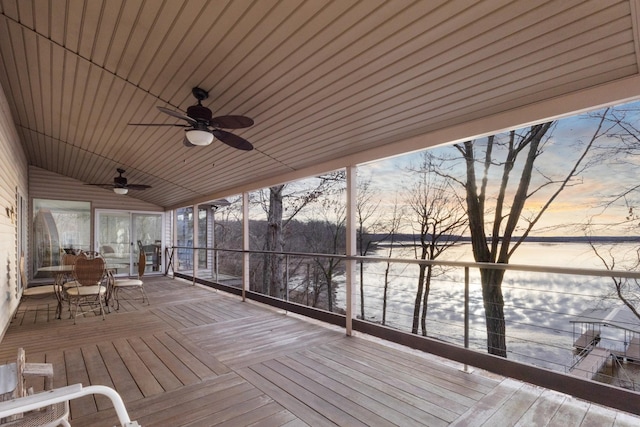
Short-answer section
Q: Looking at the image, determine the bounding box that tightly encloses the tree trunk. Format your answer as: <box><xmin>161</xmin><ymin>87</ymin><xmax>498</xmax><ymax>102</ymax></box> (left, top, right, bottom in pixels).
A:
<box><xmin>420</xmin><ymin>264</ymin><xmax>433</xmax><ymax>336</ymax></box>
<box><xmin>412</xmin><ymin>265</ymin><xmax>425</xmax><ymax>334</ymax></box>
<box><xmin>412</xmin><ymin>244</ymin><xmax>429</xmax><ymax>334</ymax></box>
<box><xmin>264</xmin><ymin>185</ymin><xmax>285</xmax><ymax>298</ymax></box>
<box><xmin>480</xmin><ymin>267</ymin><xmax>506</xmax><ymax>357</ymax></box>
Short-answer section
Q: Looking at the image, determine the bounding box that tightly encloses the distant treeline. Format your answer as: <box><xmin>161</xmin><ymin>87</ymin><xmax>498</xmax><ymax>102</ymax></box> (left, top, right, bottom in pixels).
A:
<box><xmin>368</xmin><ymin>234</ymin><xmax>640</xmax><ymax>244</ymax></box>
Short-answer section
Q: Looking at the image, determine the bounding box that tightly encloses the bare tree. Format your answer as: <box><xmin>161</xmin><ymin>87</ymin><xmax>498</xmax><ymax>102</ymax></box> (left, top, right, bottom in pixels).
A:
<box><xmin>257</xmin><ymin>172</ymin><xmax>344</xmax><ymax>298</ymax></box>
<box><xmin>310</xmin><ymin>190</ymin><xmax>347</xmax><ymax>311</ymax></box>
<box><xmin>433</xmin><ymin>115</ymin><xmax>605</xmax><ymax>356</ymax></box>
<box><xmin>588</xmin><ymin>240</ymin><xmax>640</xmax><ymax>320</ymax></box>
<box><xmin>583</xmin><ymin>106</ymin><xmax>640</xmax><ymax>319</ymax></box>
<box><xmin>381</xmin><ymin>194</ymin><xmax>404</xmax><ymax>326</ymax></box>
<box><xmin>407</xmin><ymin>152</ymin><xmax>467</xmax><ymax>335</ymax></box>
<box><xmin>356</xmin><ymin>178</ymin><xmax>385</xmax><ymax>320</ymax></box>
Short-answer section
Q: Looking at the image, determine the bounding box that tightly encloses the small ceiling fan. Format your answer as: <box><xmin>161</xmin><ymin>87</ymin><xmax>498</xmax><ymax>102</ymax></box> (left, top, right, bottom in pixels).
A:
<box><xmin>85</xmin><ymin>168</ymin><xmax>151</xmax><ymax>195</ymax></box>
<box><xmin>128</xmin><ymin>87</ymin><xmax>254</xmax><ymax>151</ymax></box>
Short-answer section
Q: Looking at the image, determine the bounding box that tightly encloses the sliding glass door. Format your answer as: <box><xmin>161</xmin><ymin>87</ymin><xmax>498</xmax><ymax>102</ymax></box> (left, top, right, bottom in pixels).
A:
<box><xmin>96</xmin><ymin>210</ymin><xmax>163</xmax><ymax>275</ymax></box>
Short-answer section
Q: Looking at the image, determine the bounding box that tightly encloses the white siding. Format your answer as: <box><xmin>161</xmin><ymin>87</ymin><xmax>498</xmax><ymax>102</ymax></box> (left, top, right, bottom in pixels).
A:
<box><xmin>0</xmin><ymin>83</ymin><xmax>28</xmax><ymax>340</ymax></box>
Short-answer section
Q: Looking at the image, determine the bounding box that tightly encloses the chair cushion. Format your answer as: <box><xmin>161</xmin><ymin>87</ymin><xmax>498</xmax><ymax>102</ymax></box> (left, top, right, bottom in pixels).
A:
<box><xmin>66</xmin><ymin>285</ymin><xmax>106</xmax><ymax>296</ymax></box>
<box><xmin>23</xmin><ymin>285</ymin><xmax>59</xmax><ymax>296</ymax></box>
<box><xmin>113</xmin><ymin>279</ymin><xmax>143</xmax><ymax>288</ymax></box>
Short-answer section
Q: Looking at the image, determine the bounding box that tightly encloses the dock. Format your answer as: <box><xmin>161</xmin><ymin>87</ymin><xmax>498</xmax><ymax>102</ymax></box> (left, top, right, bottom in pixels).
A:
<box><xmin>569</xmin><ymin>347</ymin><xmax>611</xmax><ymax>379</ymax></box>
<box><xmin>573</xmin><ymin>329</ymin><xmax>600</xmax><ymax>351</ymax></box>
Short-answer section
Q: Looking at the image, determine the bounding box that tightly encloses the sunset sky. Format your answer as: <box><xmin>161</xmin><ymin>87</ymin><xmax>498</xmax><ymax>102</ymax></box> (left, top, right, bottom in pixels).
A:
<box><xmin>357</xmin><ymin>100</ymin><xmax>640</xmax><ymax>237</ymax></box>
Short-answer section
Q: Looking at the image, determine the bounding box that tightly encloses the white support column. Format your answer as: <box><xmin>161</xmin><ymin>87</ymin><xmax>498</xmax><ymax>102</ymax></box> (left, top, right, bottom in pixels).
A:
<box><xmin>172</xmin><ymin>209</ymin><xmax>177</xmax><ymax>277</ymax></box>
<box><xmin>242</xmin><ymin>192</ymin><xmax>249</xmax><ymax>301</ymax></box>
<box><xmin>192</xmin><ymin>204</ymin><xmax>198</xmax><ymax>286</ymax></box>
<box><xmin>345</xmin><ymin>165</ymin><xmax>357</xmax><ymax>336</ymax></box>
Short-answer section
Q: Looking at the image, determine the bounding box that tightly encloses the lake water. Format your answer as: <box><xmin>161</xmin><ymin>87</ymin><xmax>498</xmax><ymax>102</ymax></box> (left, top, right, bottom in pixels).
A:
<box><xmin>335</xmin><ymin>241</ymin><xmax>640</xmax><ymax>371</ymax></box>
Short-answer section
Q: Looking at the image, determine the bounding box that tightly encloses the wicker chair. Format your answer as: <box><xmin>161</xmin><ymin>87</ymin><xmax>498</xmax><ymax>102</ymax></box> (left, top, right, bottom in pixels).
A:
<box><xmin>0</xmin><ymin>348</ymin><xmax>70</xmax><ymax>426</ymax></box>
<box><xmin>111</xmin><ymin>251</ymin><xmax>149</xmax><ymax>310</ymax></box>
<box><xmin>65</xmin><ymin>253</ymin><xmax>107</xmax><ymax>324</ymax></box>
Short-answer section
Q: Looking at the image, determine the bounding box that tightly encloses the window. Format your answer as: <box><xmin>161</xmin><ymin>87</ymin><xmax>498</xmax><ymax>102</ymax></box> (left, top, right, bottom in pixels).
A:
<box><xmin>32</xmin><ymin>199</ymin><xmax>90</xmax><ymax>278</ymax></box>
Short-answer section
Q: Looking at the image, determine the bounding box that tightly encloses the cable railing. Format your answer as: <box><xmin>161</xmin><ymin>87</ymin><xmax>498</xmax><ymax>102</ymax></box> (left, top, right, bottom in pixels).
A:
<box><xmin>166</xmin><ymin>245</ymin><xmax>640</xmax><ymax>394</ymax></box>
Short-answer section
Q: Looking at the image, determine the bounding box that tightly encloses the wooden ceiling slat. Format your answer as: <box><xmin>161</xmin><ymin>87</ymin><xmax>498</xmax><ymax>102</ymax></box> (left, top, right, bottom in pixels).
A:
<box><xmin>91</xmin><ymin>0</ymin><xmax>125</xmax><ymax>68</ymax></box>
<box><xmin>49</xmin><ymin>2</ymin><xmax>66</xmax><ymax>45</ymax></box>
<box><xmin>102</xmin><ymin>0</ymin><xmax>140</xmax><ymax>73</ymax></box>
<box><xmin>63</xmin><ymin>0</ymin><xmax>86</xmax><ymax>53</ymax></box>
<box><xmin>156</xmin><ymin>0</ymin><xmax>268</xmax><ymax>108</ymax></box>
<box><xmin>138</xmin><ymin>0</ymin><xmax>211</xmax><ymax>94</ymax></box>
<box><xmin>15</xmin><ymin>0</ymin><xmax>34</xmax><ymax>29</ymax></box>
<box><xmin>101</xmin><ymin>87</ymin><xmax>155</xmax><ymax>158</ymax></box>
<box><xmin>49</xmin><ymin>44</ymin><xmax>65</xmax><ymax>141</ymax></box>
<box><xmin>81</xmin><ymin>70</ymin><xmax>114</xmax><ymax>154</ymax></box>
<box><xmin>97</xmin><ymin>81</ymin><xmax>147</xmax><ymax>154</ymax></box>
<box><xmin>37</xmin><ymin>37</ymin><xmax>52</xmax><ymax>137</ymax></box>
<box><xmin>253</xmin><ymin>3</ymin><xmax>631</xmax><ymax>157</ymax></box>
<box><xmin>112</xmin><ymin>0</ymin><xmax>159</xmax><ymax>80</ymax></box>
<box><xmin>248</xmin><ymin>0</ymin><xmax>564</xmax><ymax>143</ymax></box>
<box><xmin>0</xmin><ymin>1</ymin><xmax>19</xmax><ymax>19</ymax></box>
<box><xmin>32</xmin><ymin>0</ymin><xmax>49</xmax><ymax>36</ymax></box>
<box><xmin>0</xmin><ymin>20</ymin><xmax>27</xmax><ymax>127</ymax></box>
<box><xmin>125</xmin><ymin>1</ymin><xmax>192</xmax><ymax>88</ymax></box>
<box><xmin>58</xmin><ymin>51</ymin><xmax>76</xmax><ymax>143</ymax></box>
<box><xmin>76</xmin><ymin>0</ymin><xmax>102</xmax><ymax>60</ymax></box>
<box><xmin>67</xmin><ymin>58</ymin><xmax>91</xmax><ymax>147</ymax></box>
<box><xmin>197</xmin><ymin>0</ymin><xmax>315</xmax><ymax>109</ymax></box>
<box><xmin>233</xmin><ymin>0</ymin><xmax>429</xmax><ymax>120</ymax></box>
<box><xmin>83</xmin><ymin>72</ymin><xmax>117</xmax><ymax>153</ymax></box>
<box><xmin>211</xmin><ymin>1</ymin><xmax>356</xmax><ymax>114</ymax></box>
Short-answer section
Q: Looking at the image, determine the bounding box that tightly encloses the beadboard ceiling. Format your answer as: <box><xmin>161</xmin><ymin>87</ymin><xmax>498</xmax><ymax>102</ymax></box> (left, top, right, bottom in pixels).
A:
<box><xmin>1</xmin><ymin>0</ymin><xmax>640</xmax><ymax>209</ymax></box>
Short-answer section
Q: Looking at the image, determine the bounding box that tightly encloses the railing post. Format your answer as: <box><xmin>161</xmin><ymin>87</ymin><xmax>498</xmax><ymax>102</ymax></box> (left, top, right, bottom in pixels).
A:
<box><xmin>345</xmin><ymin>166</ymin><xmax>357</xmax><ymax>336</ymax></box>
<box><xmin>242</xmin><ymin>192</ymin><xmax>249</xmax><ymax>301</ymax></box>
<box><xmin>214</xmin><ymin>248</ymin><xmax>218</xmax><ymax>282</ymax></box>
<box><xmin>192</xmin><ymin>203</ymin><xmax>198</xmax><ymax>286</ymax></box>
<box><xmin>464</xmin><ymin>266</ymin><xmax>470</xmax><ymax>373</ymax></box>
<box><xmin>285</xmin><ymin>254</ymin><xmax>290</xmax><ymax>301</ymax></box>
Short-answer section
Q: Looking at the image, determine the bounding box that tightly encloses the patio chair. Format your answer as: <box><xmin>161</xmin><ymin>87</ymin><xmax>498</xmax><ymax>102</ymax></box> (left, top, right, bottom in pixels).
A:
<box><xmin>111</xmin><ymin>251</ymin><xmax>149</xmax><ymax>310</ymax></box>
<box><xmin>65</xmin><ymin>253</ymin><xmax>107</xmax><ymax>323</ymax></box>
<box><xmin>14</xmin><ymin>254</ymin><xmax>62</xmax><ymax>320</ymax></box>
<box><xmin>0</xmin><ymin>348</ymin><xmax>70</xmax><ymax>426</ymax></box>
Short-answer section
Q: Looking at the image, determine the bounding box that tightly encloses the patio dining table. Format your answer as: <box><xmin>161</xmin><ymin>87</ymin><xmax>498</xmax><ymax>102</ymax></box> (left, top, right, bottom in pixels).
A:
<box><xmin>36</xmin><ymin>263</ymin><xmax>130</xmax><ymax>318</ymax></box>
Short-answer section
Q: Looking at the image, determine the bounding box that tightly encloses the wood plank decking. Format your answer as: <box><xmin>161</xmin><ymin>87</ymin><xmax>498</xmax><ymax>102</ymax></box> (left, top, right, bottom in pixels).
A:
<box><xmin>2</xmin><ymin>276</ymin><xmax>640</xmax><ymax>426</ymax></box>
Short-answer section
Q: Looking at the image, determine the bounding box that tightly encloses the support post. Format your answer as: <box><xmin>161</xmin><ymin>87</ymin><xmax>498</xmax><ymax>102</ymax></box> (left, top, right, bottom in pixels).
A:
<box><xmin>242</xmin><ymin>192</ymin><xmax>249</xmax><ymax>301</ymax></box>
<box><xmin>192</xmin><ymin>204</ymin><xmax>198</xmax><ymax>286</ymax></box>
<box><xmin>464</xmin><ymin>266</ymin><xmax>470</xmax><ymax>372</ymax></box>
<box><xmin>345</xmin><ymin>166</ymin><xmax>357</xmax><ymax>336</ymax></box>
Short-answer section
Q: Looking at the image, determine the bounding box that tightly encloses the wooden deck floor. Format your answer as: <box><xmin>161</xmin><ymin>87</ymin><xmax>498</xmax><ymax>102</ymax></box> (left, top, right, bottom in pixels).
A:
<box><xmin>2</xmin><ymin>276</ymin><xmax>640</xmax><ymax>426</ymax></box>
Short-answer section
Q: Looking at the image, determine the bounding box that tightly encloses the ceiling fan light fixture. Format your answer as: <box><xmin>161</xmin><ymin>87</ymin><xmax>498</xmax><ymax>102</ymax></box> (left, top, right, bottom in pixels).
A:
<box><xmin>186</xmin><ymin>129</ymin><xmax>214</xmax><ymax>146</ymax></box>
<box><xmin>113</xmin><ymin>187</ymin><xmax>128</xmax><ymax>195</ymax></box>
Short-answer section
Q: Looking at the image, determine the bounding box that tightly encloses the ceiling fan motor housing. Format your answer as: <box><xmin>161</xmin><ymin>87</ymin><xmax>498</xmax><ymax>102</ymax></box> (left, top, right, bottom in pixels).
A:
<box><xmin>187</xmin><ymin>104</ymin><xmax>212</xmax><ymax>122</ymax></box>
<box><xmin>114</xmin><ymin>175</ymin><xmax>127</xmax><ymax>187</ymax></box>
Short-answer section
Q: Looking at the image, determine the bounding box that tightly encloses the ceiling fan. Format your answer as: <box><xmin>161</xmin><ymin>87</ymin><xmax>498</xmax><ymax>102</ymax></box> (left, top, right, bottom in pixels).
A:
<box><xmin>85</xmin><ymin>168</ymin><xmax>151</xmax><ymax>195</ymax></box>
<box><xmin>129</xmin><ymin>87</ymin><xmax>254</xmax><ymax>151</ymax></box>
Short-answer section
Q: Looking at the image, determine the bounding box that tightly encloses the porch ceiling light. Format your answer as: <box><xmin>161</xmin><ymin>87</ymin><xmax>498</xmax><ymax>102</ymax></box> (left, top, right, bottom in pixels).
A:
<box><xmin>113</xmin><ymin>187</ymin><xmax>128</xmax><ymax>195</ymax></box>
<box><xmin>185</xmin><ymin>129</ymin><xmax>214</xmax><ymax>146</ymax></box>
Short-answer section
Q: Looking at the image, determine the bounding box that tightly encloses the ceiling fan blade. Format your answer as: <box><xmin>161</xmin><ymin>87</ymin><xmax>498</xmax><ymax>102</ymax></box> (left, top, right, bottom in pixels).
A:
<box><xmin>128</xmin><ymin>122</ymin><xmax>190</xmax><ymax>127</ymax></box>
<box><xmin>211</xmin><ymin>115</ymin><xmax>254</xmax><ymax>129</ymax></box>
<box><xmin>157</xmin><ymin>106</ymin><xmax>197</xmax><ymax>124</ymax></box>
<box><xmin>212</xmin><ymin>129</ymin><xmax>254</xmax><ymax>151</ymax></box>
<box><xmin>126</xmin><ymin>184</ymin><xmax>152</xmax><ymax>190</ymax></box>
<box><xmin>84</xmin><ymin>183</ymin><xmax>114</xmax><ymax>189</ymax></box>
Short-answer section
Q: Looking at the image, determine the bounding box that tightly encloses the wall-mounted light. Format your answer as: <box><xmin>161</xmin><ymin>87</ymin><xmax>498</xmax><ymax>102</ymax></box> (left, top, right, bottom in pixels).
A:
<box><xmin>5</xmin><ymin>206</ymin><xmax>15</xmax><ymax>224</ymax></box>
